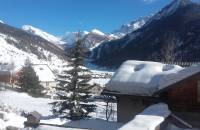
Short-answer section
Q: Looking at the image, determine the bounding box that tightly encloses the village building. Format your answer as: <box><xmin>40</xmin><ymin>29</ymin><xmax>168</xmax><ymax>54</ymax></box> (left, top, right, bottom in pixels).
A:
<box><xmin>103</xmin><ymin>60</ymin><xmax>200</xmax><ymax>128</ymax></box>
<box><xmin>31</xmin><ymin>64</ymin><xmax>57</xmax><ymax>89</ymax></box>
<box><xmin>0</xmin><ymin>64</ymin><xmax>22</xmax><ymax>85</ymax></box>
<box><xmin>0</xmin><ymin>70</ymin><xmax>12</xmax><ymax>83</ymax></box>
<box><xmin>0</xmin><ymin>63</ymin><xmax>57</xmax><ymax>93</ymax></box>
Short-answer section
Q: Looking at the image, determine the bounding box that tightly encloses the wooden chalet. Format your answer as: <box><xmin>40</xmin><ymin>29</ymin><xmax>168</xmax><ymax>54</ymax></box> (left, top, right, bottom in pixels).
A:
<box><xmin>102</xmin><ymin>60</ymin><xmax>200</xmax><ymax>128</ymax></box>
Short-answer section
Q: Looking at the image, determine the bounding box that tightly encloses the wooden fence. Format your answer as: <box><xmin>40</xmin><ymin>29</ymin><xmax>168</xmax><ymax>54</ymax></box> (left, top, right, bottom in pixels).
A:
<box><xmin>161</xmin><ymin>61</ymin><xmax>200</xmax><ymax>67</ymax></box>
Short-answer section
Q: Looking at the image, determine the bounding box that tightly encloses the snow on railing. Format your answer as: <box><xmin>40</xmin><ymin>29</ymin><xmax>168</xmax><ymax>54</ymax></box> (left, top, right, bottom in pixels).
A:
<box><xmin>161</xmin><ymin>61</ymin><xmax>200</xmax><ymax>67</ymax></box>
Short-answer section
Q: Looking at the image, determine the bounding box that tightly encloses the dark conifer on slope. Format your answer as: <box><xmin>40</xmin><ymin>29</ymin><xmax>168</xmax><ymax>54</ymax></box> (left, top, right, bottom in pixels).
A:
<box><xmin>18</xmin><ymin>59</ymin><xmax>44</xmax><ymax>97</ymax></box>
<box><xmin>51</xmin><ymin>33</ymin><xmax>96</xmax><ymax>120</ymax></box>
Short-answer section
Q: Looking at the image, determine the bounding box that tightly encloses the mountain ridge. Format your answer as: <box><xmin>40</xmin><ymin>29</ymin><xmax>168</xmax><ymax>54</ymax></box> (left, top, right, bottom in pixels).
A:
<box><xmin>0</xmin><ymin>22</ymin><xmax>65</xmax><ymax>71</ymax></box>
<box><xmin>89</xmin><ymin>0</ymin><xmax>200</xmax><ymax>67</ymax></box>
<box><xmin>22</xmin><ymin>25</ymin><xmax>66</xmax><ymax>46</ymax></box>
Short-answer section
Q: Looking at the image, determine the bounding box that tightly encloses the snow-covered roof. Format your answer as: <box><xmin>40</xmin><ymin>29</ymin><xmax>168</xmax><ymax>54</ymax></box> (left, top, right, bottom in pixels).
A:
<box><xmin>32</xmin><ymin>64</ymin><xmax>56</xmax><ymax>82</ymax></box>
<box><xmin>118</xmin><ymin>103</ymin><xmax>171</xmax><ymax>130</ymax></box>
<box><xmin>0</xmin><ymin>70</ymin><xmax>11</xmax><ymax>75</ymax></box>
<box><xmin>106</xmin><ymin>60</ymin><xmax>182</xmax><ymax>96</ymax></box>
<box><xmin>106</xmin><ymin>60</ymin><xmax>200</xmax><ymax>96</ymax></box>
<box><xmin>158</xmin><ymin>63</ymin><xmax>200</xmax><ymax>91</ymax></box>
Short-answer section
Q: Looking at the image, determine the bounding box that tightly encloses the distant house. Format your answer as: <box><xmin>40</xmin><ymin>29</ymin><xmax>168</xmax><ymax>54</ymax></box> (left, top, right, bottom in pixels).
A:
<box><xmin>103</xmin><ymin>60</ymin><xmax>200</xmax><ymax>128</ymax></box>
<box><xmin>0</xmin><ymin>64</ymin><xmax>57</xmax><ymax>90</ymax></box>
<box><xmin>31</xmin><ymin>64</ymin><xmax>57</xmax><ymax>89</ymax></box>
<box><xmin>89</xmin><ymin>83</ymin><xmax>104</xmax><ymax>95</ymax></box>
<box><xmin>11</xmin><ymin>64</ymin><xmax>57</xmax><ymax>93</ymax></box>
<box><xmin>0</xmin><ymin>70</ymin><xmax>12</xmax><ymax>83</ymax></box>
<box><xmin>0</xmin><ymin>63</ymin><xmax>21</xmax><ymax>84</ymax></box>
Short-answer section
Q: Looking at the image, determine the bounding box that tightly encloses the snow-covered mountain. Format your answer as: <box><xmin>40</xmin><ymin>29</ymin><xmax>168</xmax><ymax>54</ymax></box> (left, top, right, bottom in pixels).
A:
<box><xmin>61</xmin><ymin>16</ymin><xmax>151</xmax><ymax>51</ymax></box>
<box><xmin>82</xmin><ymin>29</ymin><xmax>116</xmax><ymax>50</ymax></box>
<box><xmin>22</xmin><ymin>25</ymin><xmax>66</xmax><ymax>45</ymax></box>
<box><xmin>22</xmin><ymin>25</ymin><xmax>107</xmax><ymax>50</ymax></box>
<box><xmin>61</xmin><ymin>31</ymin><xmax>89</xmax><ymax>47</ymax></box>
<box><xmin>144</xmin><ymin>0</ymin><xmax>191</xmax><ymax>26</ymax></box>
<box><xmin>113</xmin><ymin>16</ymin><xmax>151</xmax><ymax>37</ymax></box>
<box><xmin>0</xmin><ymin>22</ymin><xmax>65</xmax><ymax>71</ymax></box>
<box><xmin>21</xmin><ymin>17</ymin><xmax>149</xmax><ymax>52</ymax></box>
<box><xmin>0</xmin><ymin>20</ymin><xmax>4</xmax><ymax>24</ymax></box>
<box><xmin>79</xmin><ymin>17</ymin><xmax>151</xmax><ymax>50</ymax></box>
<box><xmin>91</xmin><ymin>29</ymin><xmax>105</xmax><ymax>36</ymax></box>
<box><xmin>22</xmin><ymin>25</ymin><xmax>114</xmax><ymax>51</ymax></box>
<box><xmin>89</xmin><ymin>0</ymin><xmax>200</xmax><ymax>67</ymax></box>
<box><xmin>62</xmin><ymin>29</ymin><xmax>117</xmax><ymax>51</ymax></box>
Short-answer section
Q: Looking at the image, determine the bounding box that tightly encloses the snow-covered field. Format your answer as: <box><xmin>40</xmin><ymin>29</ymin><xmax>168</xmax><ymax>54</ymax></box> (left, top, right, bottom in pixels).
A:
<box><xmin>0</xmin><ymin>89</ymin><xmax>122</xmax><ymax>130</ymax></box>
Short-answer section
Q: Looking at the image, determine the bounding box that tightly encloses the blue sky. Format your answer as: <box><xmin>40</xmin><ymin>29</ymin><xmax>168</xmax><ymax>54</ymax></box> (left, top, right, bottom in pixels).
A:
<box><xmin>0</xmin><ymin>0</ymin><xmax>171</xmax><ymax>36</ymax></box>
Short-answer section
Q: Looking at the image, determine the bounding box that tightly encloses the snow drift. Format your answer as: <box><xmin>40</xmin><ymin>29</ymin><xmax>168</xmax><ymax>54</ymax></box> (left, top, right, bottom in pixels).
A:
<box><xmin>118</xmin><ymin>103</ymin><xmax>171</xmax><ymax>130</ymax></box>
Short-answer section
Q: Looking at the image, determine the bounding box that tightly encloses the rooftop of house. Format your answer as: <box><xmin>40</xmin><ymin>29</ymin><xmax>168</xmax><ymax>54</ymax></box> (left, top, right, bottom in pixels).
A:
<box><xmin>0</xmin><ymin>63</ymin><xmax>56</xmax><ymax>82</ymax></box>
<box><xmin>105</xmin><ymin>60</ymin><xmax>200</xmax><ymax>96</ymax></box>
<box><xmin>32</xmin><ymin>64</ymin><xmax>56</xmax><ymax>82</ymax></box>
<box><xmin>0</xmin><ymin>70</ymin><xmax>11</xmax><ymax>75</ymax></box>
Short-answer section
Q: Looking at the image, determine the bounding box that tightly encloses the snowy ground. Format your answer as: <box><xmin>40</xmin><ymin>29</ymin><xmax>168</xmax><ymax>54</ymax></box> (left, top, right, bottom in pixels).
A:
<box><xmin>0</xmin><ymin>89</ymin><xmax>122</xmax><ymax>130</ymax></box>
<box><xmin>0</xmin><ymin>89</ymin><xmax>197</xmax><ymax>130</ymax></box>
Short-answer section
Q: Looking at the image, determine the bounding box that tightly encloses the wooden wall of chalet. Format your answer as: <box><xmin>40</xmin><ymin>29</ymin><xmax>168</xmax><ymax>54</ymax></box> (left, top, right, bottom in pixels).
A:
<box><xmin>12</xmin><ymin>70</ymin><xmax>22</xmax><ymax>85</ymax></box>
<box><xmin>164</xmin><ymin>72</ymin><xmax>200</xmax><ymax>112</ymax></box>
<box><xmin>0</xmin><ymin>74</ymin><xmax>11</xmax><ymax>83</ymax></box>
<box><xmin>117</xmin><ymin>95</ymin><xmax>146</xmax><ymax>123</ymax></box>
<box><xmin>0</xmin><ymin>69</ymin><xmax>22</xmax><ymax>85</ymax></box>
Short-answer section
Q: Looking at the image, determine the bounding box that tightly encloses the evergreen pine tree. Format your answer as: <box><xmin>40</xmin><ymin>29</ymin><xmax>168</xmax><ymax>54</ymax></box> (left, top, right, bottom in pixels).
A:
<box><xmin>51</xmin><ymin>32</ymin><xmax>96</xmax><ymax>120</ymax></box>
<box><xmin>18</xmin><ymin>61</ymin><xmax>44</xmax><ymax>97</ymax></box>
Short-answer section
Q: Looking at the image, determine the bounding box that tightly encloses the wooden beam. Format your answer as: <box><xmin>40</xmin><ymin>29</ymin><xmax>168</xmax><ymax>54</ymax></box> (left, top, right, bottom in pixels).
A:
<box><xmin>24</xmin><ymin>121</ymin><xmax>91</xmax><ymax>129</ymax></box>
<box><xmin>171</xmin><ymin>114</ymin><xmax>193</xmax><ymax>129</ymax></box>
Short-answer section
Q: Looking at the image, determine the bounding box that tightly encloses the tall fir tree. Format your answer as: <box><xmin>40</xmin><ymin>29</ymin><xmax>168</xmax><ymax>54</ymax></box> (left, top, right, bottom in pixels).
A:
<box><xmin>51</xmin><ymin>32</ymin><xmax>96</xmax><ymax>120</ymax></box>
